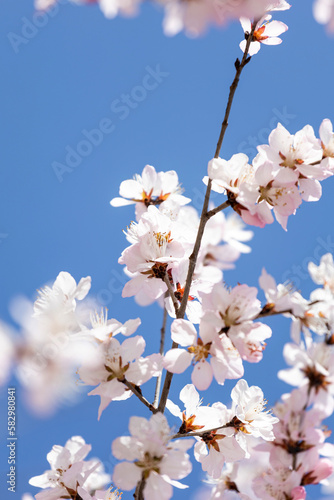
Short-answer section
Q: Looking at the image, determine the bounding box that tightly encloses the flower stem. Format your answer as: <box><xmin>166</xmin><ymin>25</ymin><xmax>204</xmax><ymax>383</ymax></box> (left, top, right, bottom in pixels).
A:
<box><xmin>157</xmin><ymin>22</ymin><xmax>258</xmax><ymax>414</ymax></box>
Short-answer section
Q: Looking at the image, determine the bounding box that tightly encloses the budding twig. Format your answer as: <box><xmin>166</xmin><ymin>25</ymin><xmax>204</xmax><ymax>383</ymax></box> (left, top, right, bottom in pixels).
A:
<box><xmin>122</xmin><ymin>378</ymin><xmax>158</xmax><ymax>414</ymax></box>
<box><xmin>153</xmin><ymin>297</ymin><xmax>168</xmax><ymax>408</ymax></box>
<box><xmin>157</xmin><ymin>21</ymin><xmax>258</xmax><ymax>415</ymax></box>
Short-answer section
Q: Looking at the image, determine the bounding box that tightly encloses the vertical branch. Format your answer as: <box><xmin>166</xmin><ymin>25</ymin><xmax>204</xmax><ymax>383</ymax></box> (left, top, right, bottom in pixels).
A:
<box><xmin>158</xmin><ymin>22</ymin><xmax>258</xmax><ymax>414</ymax></box>
<box><xmin>153</xmin><ymin>296</ymin><xmax>168</xmax><ymax>408</ymax></box>
<box><xmin>178</xmin><ymin>23</ymin><xmax>257</xmax><ymax>320</ymax></box>
<box><xmin>134</xmin><ymin>478</ymin><xmax>146</xmax><ymax>500</ymax></box>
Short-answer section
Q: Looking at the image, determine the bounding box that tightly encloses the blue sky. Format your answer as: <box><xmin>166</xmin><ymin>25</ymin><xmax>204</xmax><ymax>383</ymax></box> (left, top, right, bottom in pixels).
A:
<box><xmin>1</xmin><ymin>0</ymin><xmax>334</xmax><ymax>498</ymax></box>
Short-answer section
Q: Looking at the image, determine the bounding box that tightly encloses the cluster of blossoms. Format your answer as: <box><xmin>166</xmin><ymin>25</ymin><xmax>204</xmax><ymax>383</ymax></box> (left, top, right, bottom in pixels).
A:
<box><xmin>202</xmin><ymin>254</ymin><xmax>334</xmax><ymax>499</ymax></box>
<box><xmin>35</xmin><ymin>0</ymin><xmax>291</xmax><ymax>36</ymax></box>
<box><xmin>27</xmin><ymin>435</ymin><xmax>117</xmax><ymax>500</ymax></box>
<box><xmin>6</xmin><ymin>0</ymin><xmax>334</xmax><ymax>498</ymax></box>
<box><xmin>34</xmin><ymin>0</ymin><xmax>334</xmax><ymax>35</ymax></box>
<box><xmin>5</xmin><ymin>161</ymin><xmax>334</xmax><ymax>499</ymax></box>
<box><xmin>113</xmin><ymin>164</ymin><xmax>254</xmax><ymax>321</ymax></box>
<box><xmin>110</xmin><ymin>379</ymin><xmax>278</xmax><ymax>499</ymax></box>
<box><xmin>163</xmin><ymin>281</ymin><xmax>272</xmax><ymax>390</ymax></box>
<box><xmin>206</xmin><ymin>119</ymin><xmax>334</xmax><ymax>230</ymax></box>
<box><xmin>0</xmin><ymin>272</ymin><xmax>93</xmax><ymax>414</ymax></box>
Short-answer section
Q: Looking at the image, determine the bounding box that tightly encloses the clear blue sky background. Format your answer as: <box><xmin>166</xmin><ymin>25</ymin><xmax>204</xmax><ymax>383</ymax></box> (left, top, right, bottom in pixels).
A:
<box><xmin>1</xmin><ymin>0</ymin><xmax>334</xmax><ymax>498</ymax></box>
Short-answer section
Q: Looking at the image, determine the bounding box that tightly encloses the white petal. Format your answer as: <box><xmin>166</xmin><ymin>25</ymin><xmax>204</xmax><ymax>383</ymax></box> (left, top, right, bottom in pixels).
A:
<box><xmin>113</xmin><ymin>462</ymin><xmax>141</xmax><ymax>490</ymax></box>
<box><xmin>110</xmin><ymin>197</ymin><xmax>136</xmax><ymax>207</ymax></box>
<box><xmin>163</xmin><ymin>349</ymin><xmax>192</xmax><ymax>374</ymax></box>
<box><xmin>171</xmin><ymin>319</ymin><xmax>197</xmax><ymax>346</ymax></box>
<box><xmin>191</xmin><ymin>361</ymin><xmax>213</xmax><ymax>390</ymax></box>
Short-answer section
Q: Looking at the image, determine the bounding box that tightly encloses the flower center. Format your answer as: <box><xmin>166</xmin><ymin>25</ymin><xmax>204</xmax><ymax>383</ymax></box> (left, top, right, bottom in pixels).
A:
<box><xmin>135</xmin><ymin>452</ymin><xmax>163</xmax><ymax>479</ymax></box>
<box><xmin>188</xmin><ymin>338</ymin><xmax>212</xmax><ymax>362</ymax></box>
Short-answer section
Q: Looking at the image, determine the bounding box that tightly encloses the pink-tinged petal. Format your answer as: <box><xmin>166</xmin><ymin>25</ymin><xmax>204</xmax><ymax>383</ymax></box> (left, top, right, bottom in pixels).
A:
<box><xmin>112</xmin><ymin>436</ymin><xmax>140</xmax><ymax>461</ymax></box>
<box><xmin>248</xmin><ymin>41</ymin><xmax>261</xmax><ymax>55</ymax></box>
<box><xmin>121</xmin><ymin>335</ymin><xmax>145</xmax><ymax>361</ymax></box>
<box><xmin>163</xmin><ymin>349</ymin><xmax>192</xmax><ymax>374</ymax></box>
<box><xmin>297</xmin><ymin>163</ymin><xmax>327</xmax><ymax>179</ymax></box>
<box><xmin>319</xmin><ymin>118</ymin><xmax>333</xmax><ymax>145</ymax></box>
<box><xmin>166</xmin><ymin>398</ymin><xmax>182</xmax><ymax>419</ymax></box>
<box><xmin>119</xmin><ymin>179</ymin><xmax>142</xmax><ymax>199</ymax></box>
<box><xmin>309</xmin><ymin>458</ymin><xmax>333</xmax><ymax>483</ymax></box>
<box><xmin>127</xmin><ymin>354</ymin><xmax>162</xmax><ymax>385</ymax></box>
<box><xmin>161</xmin><ymin>449</ymin><xmax>192</xmax><ymax>479</ymax></box>
<box><xmin>211</xmin><ymin>351</ymin><xmax>243</xmax><ymax>383</ymax></box>
<box><xmin>65</xmin><ymin>436</ymin><xmax>91</xmax><ymax>462</ymax></box>
<box><xmin>141</xmin><ymin>164</ymin><xmax>157</xmax><ymax>193</ymax></box>
<box><xmin>121</xmin><ymin>274</ymin><xmax>146</xmax><ymax>297</ymax></box>
<box><xmin>95</xmin><ymin>395</ymin><xmax>113</xmax><ymax>420</ymax></box>
<box><xmin>171</xmin><ymin>319</ymin><xmax>197</xmax><ymax>346</ymax></box>
<box><xmin>274</xmin><ymin>211</ymin><xmax>289</xmax><ymax>231</ymax></box>
<box><xmin>240</xmin><ymin>209</ymin><xmax>267</xmax><ymax>228</ymax></box>
<box><xmin>145</xmin><ymin>472</ymin><xmax>173</xmax><ymax>500</ymax></box>
<box><xmin>259</xmin><ymin>268</ymin><xmax>277</xmax><ymax>294</ymax></box>
<box><xmin>29</xmin><ymin>472</ymin><xmax>57</xmax><ymax>489</ymax></box>
<box><xmin>240</xmin><ymin>17</ymin><xmax>252</xmax><ymax>33</ymax></box>
<box><xmin>110</xmin><ymin>197</ymin><xmax>136</xmax><ymax>207</ymax></box>
<box><xmin>263</xmin><ymin>20</ymin><xmax>288</xmax><ymax>36</ymax></box>
<box><xmin>261</xmin><ymin>37</ymin><xmax>283</xmax><ymax>45</ymax></box>
<box><xmin>54</xmin><ymin>271</ymin><xmax>77</xmax><ymax>296</ymax></box>
<box><xmin>117</xmin><ymin>318</ymin><xmax>141</xmax><ymax>336</ymax></box>
<box><xmin>275</xmin><ymin>167</ymin><xmax>299</xmax><ymax>183</ymax></box>
<box><xmin>191</xmin><ymin>361</ymin><xmax>213</xmax><ymax>390</ymax></box>
<box><xmin>113</xmin><ymin>462</ymin><xmax>141</xmax><ymax>491</ymax></box>
<box><xmin>161</xmin><ymin>475</ymin><xmax>189</xmax><ymax>489</ymax></box>
<box><xmin>75</xmin><ymin>276</ymin><xmax>92</xmax><ymax>300</ymax></box>
<box><xmin>291</xmin><ymin>486</ymin><xmax>306</xmax><ymax>500</ymax></box>
<box><xmin>179</xmin><ymin>383</ymin><xmax>200</xmax><ymax>414</ymax></box>
<box><xmin>185</xmin><ymin>300</ymin><xmax>202</xmax><ymax>324</ymax></box>
<box><xmin>268</xmin><ymin>123</ymin><xmax>291</xmax><ymax>154</ymax></box>
<box><xmin>299</xmin><ymin>178</ymin><xmax>322</xmax><ymax>201</ymax></box>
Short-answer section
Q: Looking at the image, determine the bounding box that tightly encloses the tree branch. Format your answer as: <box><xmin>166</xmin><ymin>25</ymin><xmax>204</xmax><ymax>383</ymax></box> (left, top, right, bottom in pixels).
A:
<box><xmin>134</xmin><ymin>478</ymin><xmax>146</xmax><ymax>500</ymax></box>
<box><xmin>177</xmin><ymin>21</ymin><xmax>257</xmax><ymax>322</ymax></box>
<box><xmin>122</xmin><ymin>378</ymin><xmax>158</xmax><ymax>414</ymax></box>
<box><xmin>171</xmin><ymin>423</ymin><xmax>230</xmax><ymax>440</ymax></box>
<box><xmin>153</xmin><ymin>298</ymin><xmax>168</xmax><ymax>408</ymax></box>
<box><xmin>163</xmin><ymin>274</ymin><xmax>179</xmax><ymax>316</ymax></box>
<box><xmin>206</xmin><ymin>200</ymin><xmax>231</xmax><ymax>219</ymax></box>
<box><xmin>156</xmin><ymin>24</ymin><xmax>258</xmax><ymax>415</ymax></box>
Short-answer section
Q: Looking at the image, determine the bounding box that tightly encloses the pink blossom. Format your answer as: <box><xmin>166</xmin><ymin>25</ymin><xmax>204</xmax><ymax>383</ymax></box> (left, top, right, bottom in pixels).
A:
<box><xmin>239</xmin><ymin>15</ymin><xmax>288</xmax><ymax>56</ymax></box>
<box><xmin>29</xmin><ymin>436</ymin><xmax>110</xmax><ymax>500</ymax></box>
<box><xmin>119</xmin><ymin>206</ymin><xmax>187</xmax><ymax>305</ymax></box>
<box><xmin>163</xmin><ymin>319</ymin><xmax>243</xmax><ymax>390</ymax></box>
<box><xmin>112</xmin><ymin>413</ymin><xmax>193</xmax><ymax>499</ymax></box>
<box><xmin>79</xmin><ymin>335</ymin><xmax>162</xmax><ymax>419</ymax></box>
<box><xmin>110</xmin><ymin>164</ymin><xmax>190</xmax><ymax>221</ymax></box>
<box><xmin>313</xmin><ymin>0</ymin><xmax>334</xmax><ymax>33</ymax></box>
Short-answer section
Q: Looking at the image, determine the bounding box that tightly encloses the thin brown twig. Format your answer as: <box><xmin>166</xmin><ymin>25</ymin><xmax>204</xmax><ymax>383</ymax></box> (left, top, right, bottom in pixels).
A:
<box><xmin>153</xmin><ymin>297</ymin><xmax>169</xmax><ymax>408</ymax></box>
<box><xmin>122</xmin><ymin>378</ymin><xmax>158</xmax><ymax>414</ymax></box>
<box><xmin>177</xmin><ymin>23</ymin><xmax>257</xmax><ymax>322</ymax></box>
<box><xmin>134</xmin><ymin>478</ymin><xmax>146</xmax><ymax>500</ymax></box>
<box><xmin>157</xmin><ymin>22</ymin><xmax>258</xmax><ymax>415</ymax></box>
<box><xmin>206</xmin><ymin>200</ymin><xmax>231</xmax><ymax>220</ymax></box>
<box><xmin>163</xmin><ymin>274</ymin><xmax>179</xmax><ymax>316</ymax></box>
<box><xmin>171</xmin><ymin>423</ymin><xmax>231</xmax><ymax>440</ymax></box>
